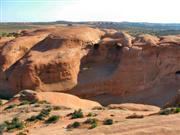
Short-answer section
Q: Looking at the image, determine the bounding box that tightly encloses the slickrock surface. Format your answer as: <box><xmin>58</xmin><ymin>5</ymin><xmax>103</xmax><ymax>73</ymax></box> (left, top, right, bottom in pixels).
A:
<box><xmin>1</xmin><ymin>100</ymin><xmax>180</xmax><ymax>135</ymax></box>
<box><xmin>107</xmin><ymin>103</ymin><xmax>160</xmax><ymax>111</ymax></box>
<box><xmin>0</xmin><ymin>26</ymin><xmax>179</xmax><ymax>108</ymax></box>
<box><xmin>0</xmin><ymin>90</ymin><xmax>101</xmax><ymax>110</ymax></box>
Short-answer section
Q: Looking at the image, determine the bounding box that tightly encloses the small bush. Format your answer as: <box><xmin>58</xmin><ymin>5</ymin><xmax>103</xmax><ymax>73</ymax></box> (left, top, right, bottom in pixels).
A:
<box><xmin>175</xmin><ymin>108</ymin><xmax>180</xmax><ymax>113</ymax></box>
<box><xmin>1</xmin><ymin>32</ymin><xmax>8</xmax><ymax>37</ymax></box>
<box><xmin>26</xmin><ymin>108</ymin><xmax>52</xmax><ymax>122</ymax></box>
<box><xmin>71</xmin><ymin>109</ymin><xmax>84</xmax><ymax>119</ymax></box>
<box><xmin>84</xmin><ymin>118</ymin><xmax>98</xmax><ymax>129</ymax></box>
<box><xmin>45</xmin><ymin>115</ymin><xmax>60</xmax><ymax>124</ymax></box>
<box><xmin>36</xmin><ymin>108</ymin><xmax>52</xmax><ymax>120</ymax></box>
<box><xmin>4</xmin><ymin>117</ymin><xmax>25</xmax><ymax>131</ymax></box>
<box><xmin>160</xmin><ymin>107</ymin><xmax>180</xmax><ymax>115</ymax></box>
<box><xmin>67</xmin><ymin>122</ymin><xmax>80</xmax><ymax>129</ymax></box>
<box><xmin>72</xmin><ymin>122</ymin><xmax>80</xmax><ymax>128</ymax></box>
<box><xmin>26</xmin><ymin>115</ymin><xmax>37</xmax><ymax>122</ymax></box>
<box><xmin>103</xmin><ymin>119</ymin><xmax>113</xmax><ymax>125</ymax></box>
<box><xmin>84</xmin><ymin>118</ymin><xmax>97</xmax><ymax>124</ymax></box>
<box><xmin>160</xmin><ymin>108</ymin><xmax>172</xmax><ymax>115</ymax></box>
<box><xmin>4</xmin><ymin>104</ymin><xmax>17</xmax><ymax>110</ymax></box>
<box><xmin>90</xmin><ymin>122</ymin><xmax>97</xmax><ymax>129</ymax></box>
<box><xmin>0</xmin><ymin>32</ymin><xmax>20</xmax><ymax>38</ymax></box>
<box><xmin>0</xmin><ymin>123</ymin><xmax>6</xmax><ymax>134</ymax></box>
<box><xmin>87</xmin><ymin>112</ymin><xmax>97</xmax><ymax>117</ymax></box>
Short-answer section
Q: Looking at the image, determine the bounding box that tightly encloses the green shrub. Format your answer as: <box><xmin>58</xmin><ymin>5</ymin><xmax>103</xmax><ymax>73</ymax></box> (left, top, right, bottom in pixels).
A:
<box><xmin>159</xmin><ymin>107</ymin><xmax>180</xmax><ymax>115</ymax></box>
<box><xmin>26</xmin><ymin>115</ymin><xmax>37</xmax><ymax>122</ymax></box>
<box><xmin>67</xmin><ymin>122</ymin><xmax>80</xmax><ymax>129</ymax></box>
<box><xmin>90</xmin><ymin>122</ymin><xmax>97</xmax><ymax>129</ymax></box>
<box><xmin>36</xmin><ymin>108</ymin><xmax>52</xmax><ymax>120</ymax></box>
<box><xmin>45</xmin><ymin>115</ymin><xmax>60</xmax><ymax>124</ymax></box>
<box><xmin>103</xmin><ymin>119</ymin><xmax>113</xmax><ymax>125</ymax></box>
<box><xmin>84</xmin><ymin>118</ymin><xmax>98</xmax><ymax>129</ymax></box>
<box><xmin>87</xmin><ymin>112</ymin><xmax>97</xmax><ymax>117</ymax></box>
<box><xmin>4</xmin><ymin>117</ymin><xmax>25</xmax><ymax>131</ymax></box>
<box><xmin>71</xmin><ymin>109</ymin><xmax>84</xmax><ymax>119</ymax></box>
<box><xmin>0</xmin><ymin>32</ymin><xmax>20</xmax><ymax>38</ymax></box>
<box><xmin>4</xmin><ymin>104</ymin><xmax>17</xmax><ymax>110</ymax></box>
<box><xmin>72</xmin><ymin>121</ymin><xmax>80</xmax><ymax>128</ymax></box>
<box><xmin>175</xmin><ymin>108</ymin><xmax>180</xmax><ymax>113</ymax></box>
<box><xmin>0</xmin><ymin>123</ymin><xmax>6</xmax><ymax>134</ymax></box>
<box><xmin>1</xmin><ymin>32</ymin><xmax>8</xmax><ymax>37</ymax></box>
<box><xmin>160</xmin><ymin>108</ymin><xmax>172</xmax><ymax>115</ymax></box>
<box><xmin>84</xmin><ymin>118</ymin><xmax>97</xmax><ymax>124</ymax></box>
<box><xmin>26</xmin><ymin>107</ymin><xmax>52</xmax><ymax>122</ymax></box>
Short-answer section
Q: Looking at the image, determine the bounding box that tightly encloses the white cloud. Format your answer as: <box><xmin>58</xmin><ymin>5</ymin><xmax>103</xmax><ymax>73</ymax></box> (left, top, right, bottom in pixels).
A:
<box><xmin>2</xmin><ymin>0</ymin><xmax>180</xmax><ymax>22</ymax></box>
<box><xmin>55</xmin><ymin>0</ymin><xmax>180</xmax><ymax>23</ymax></box>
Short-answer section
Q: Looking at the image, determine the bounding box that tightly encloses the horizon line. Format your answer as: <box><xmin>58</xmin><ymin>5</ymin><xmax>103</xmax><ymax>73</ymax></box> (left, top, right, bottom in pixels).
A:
<box><xmin>1</xmin><ymin>21</ymin><xmax>180</xmax><ymax>24</ymax></box>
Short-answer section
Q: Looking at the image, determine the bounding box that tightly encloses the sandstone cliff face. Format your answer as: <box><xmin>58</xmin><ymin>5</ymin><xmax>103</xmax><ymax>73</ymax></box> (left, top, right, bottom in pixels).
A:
<box><xmin>70</xmin><ymin>31</ymin><xmax>180</xmax><ymax>106</ymax></box>
<box><xmin>0</xmin><ymin>26</ymin><xmax>179</xmax><ymax>107</ymax></box>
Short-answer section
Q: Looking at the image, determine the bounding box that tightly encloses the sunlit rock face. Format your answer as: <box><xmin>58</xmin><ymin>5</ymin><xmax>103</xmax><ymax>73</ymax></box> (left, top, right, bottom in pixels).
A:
<box><xmin>0</xmin><ymin>26</ymin><xmax>179</xmax><ymax>107</ymax></box>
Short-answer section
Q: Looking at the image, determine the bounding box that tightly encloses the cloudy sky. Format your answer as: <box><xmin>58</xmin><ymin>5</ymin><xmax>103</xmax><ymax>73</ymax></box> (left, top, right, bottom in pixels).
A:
<box><xmin>1</xmin><ymin>0</ymin><xmax>180</xmax><ymax>23</ymax></box>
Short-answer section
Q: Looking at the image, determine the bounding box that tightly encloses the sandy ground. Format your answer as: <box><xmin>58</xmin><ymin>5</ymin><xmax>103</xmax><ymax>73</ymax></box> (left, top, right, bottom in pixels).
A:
<box><xmin>0</xmin><ymin>102</ymin><xmax>180</xmax><ymax>135</ymax></box>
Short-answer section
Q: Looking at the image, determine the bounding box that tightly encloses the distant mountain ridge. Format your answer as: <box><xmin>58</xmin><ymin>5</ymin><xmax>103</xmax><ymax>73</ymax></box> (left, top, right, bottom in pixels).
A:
<box><xmin>1</xmin><ymin>21</ymin><xmax>180</xmax><ymax>30</ymax></box>
<box><xmin>54</xmin><ymin>21</ymin><xmax>180</xmax><ymax>30</ymax></box>
<box><xmin>1</xmin><ymin>21</ymin><xmax>180</xmax><ymax>36</ymax></box>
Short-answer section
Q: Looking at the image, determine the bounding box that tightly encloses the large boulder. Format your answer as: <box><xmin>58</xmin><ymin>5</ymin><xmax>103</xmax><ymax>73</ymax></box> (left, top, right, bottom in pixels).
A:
<box><xmin>1</xmin><ymin>90</ymin><xmax>101</xmax><ymax>110</ymax></box>
<box><xmin>133</xmin><ymin>34</ymin><xmax>160</xmax><ymax>46</ymax></box>
<box><xmin>160</xmin><ymin>35</ymin><xmax>180</xmax><ymax>45</ymax></box>
<box><xmin>0</xmin><ymin>26</ymin><xmax>104</xmax><ymax>97</ymax></box>
<box><xmin>103</xmin><ymin>31</ymin><xmax>133</xmax><ymax>47</ymax></box>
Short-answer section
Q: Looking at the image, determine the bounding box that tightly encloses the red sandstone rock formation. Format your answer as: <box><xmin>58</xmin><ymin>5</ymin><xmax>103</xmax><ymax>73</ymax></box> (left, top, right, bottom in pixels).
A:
<box><xmin>0</xmin><ymin>90</ymin><xmax>101</xmax><ymax>110</ymax></box>
<box><xmin>0</xmin><ymin>26</ymin><xmax>179</xmax><ymax>107</ymax></box>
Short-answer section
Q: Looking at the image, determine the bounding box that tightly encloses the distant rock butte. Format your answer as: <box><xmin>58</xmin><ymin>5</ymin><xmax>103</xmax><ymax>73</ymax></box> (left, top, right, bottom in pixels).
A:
<box><xmin>0</xmin><ymin>26</ymin><xmax>179</xmax><ymax>107</ymax></box>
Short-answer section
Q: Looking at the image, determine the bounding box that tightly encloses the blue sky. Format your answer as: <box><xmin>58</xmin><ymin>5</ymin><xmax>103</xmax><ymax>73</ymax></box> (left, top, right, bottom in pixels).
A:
<box><xmin>1</xmin><ymin>0</ymin><xmax>180</xmax><ymax>23</ymax></box>
<box><xmin>1</xmin><ymin>0</ymin><xmax>77</xmax><ymax>22</ymax></box>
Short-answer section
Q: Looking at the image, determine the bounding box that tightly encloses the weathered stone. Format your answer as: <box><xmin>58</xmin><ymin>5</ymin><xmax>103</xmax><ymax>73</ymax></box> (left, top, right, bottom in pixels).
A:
<box><xmin>0</xmin><ymin>26</ymin><xmax>179</xmax><ymax>107</ymax></box>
